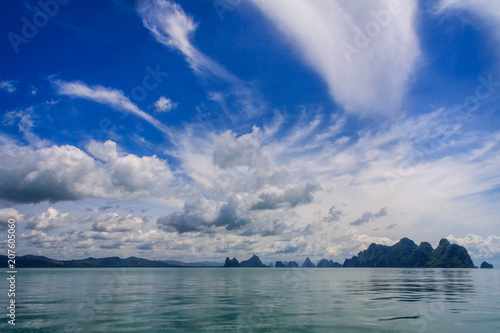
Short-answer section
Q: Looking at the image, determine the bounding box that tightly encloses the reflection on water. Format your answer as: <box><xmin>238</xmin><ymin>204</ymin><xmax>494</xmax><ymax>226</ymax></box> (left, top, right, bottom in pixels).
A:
<box><xmin>10</xmin><ymin>268</ymin><xmax>500</xmax><ymax>332</ymax></box>
<box><xmin>356</xmin><ymin>269</ymin><xmax>475</xmax><ymax>303</ymax></box>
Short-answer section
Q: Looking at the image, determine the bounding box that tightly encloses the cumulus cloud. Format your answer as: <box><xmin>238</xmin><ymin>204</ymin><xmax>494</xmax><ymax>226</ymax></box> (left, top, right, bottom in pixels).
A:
<box><xmin>0</xmin><ymin>143</ymin><xmax>107</xmax><ymax>204</ymax></box>
<box><xmin>156</xmin><ymin>192</ymin><xmax>307</xmax><ymax>237</ymax></box>
<box><xmin>251</xmin><ymin>182</ymin><xmax>321</xmax><ymax>210</ymax></box>
<box><xmin>55</xmin><ymin>80</ymin><xmax>171</xmax><ymax>136</ymax></box>
<box><xmin>86</xmin><ymin>140</ymin><xmax>173</xmax><ymax>197</ymax></box>
<box><xmin>7</xmin><ymin>105</ymin><xmax>500</xmax><ymax>260</ymax></box>
<box><xmin>212</xmin><ymin>128</ymin><xmax>262</xmax><ymax>169</ymax></box>
<box><xmin>157</xmin><ymin>197</ymin><xmax>224</xmax><ymax>233</ymax></box>
<box><xmin>83</xmin><ymin>209</ymin><xmax>144</xmax><ymax>233</ymax></box>
<box><xmin>26</xmin><ymin>207</ymin><xmax>75</xmax><ymax>231</ymax></box>
<box><xmin>446</xmin><ymin>234</ymin><xmax>500</xmax><ymax>260</ymax></box>
<box><xmin>250</xmin><ymin>0</ymin><xmax>420</xmax><ymax>114</ymax></box>
<box><xmin>153</xmin><ymin>96</ymin><xmax>177</xmax><ymax>112</ymax></box>
<box><xmin>0</xmin><ymin>80</ymin><xmax>16</xmax><ymax>94</ymax></box>
<box><xmin>0</xmin><ymin>208</ymin><xmax>22</xmax><ymax>231</ymax></box>
<box><xmin>0</xmin><ymin>140</ymin><xmax>172</xmax><ymax>204</ymax></box>
<box><xmin>350</xmin><ymin>208</ymin><xmax>388</xmax><ymax>226</ymax></box>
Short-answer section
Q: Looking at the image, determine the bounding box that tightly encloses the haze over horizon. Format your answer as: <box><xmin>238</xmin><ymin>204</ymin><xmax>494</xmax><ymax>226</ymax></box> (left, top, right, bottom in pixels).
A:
<box><xmin>1</xmin><ymin>0</ymin><xmax>500</xmax><ymax>267</ymax></box>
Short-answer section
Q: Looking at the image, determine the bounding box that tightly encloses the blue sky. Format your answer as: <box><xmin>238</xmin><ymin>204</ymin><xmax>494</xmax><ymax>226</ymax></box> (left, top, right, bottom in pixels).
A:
<box><xmin>1</xmin><ymin>0</ymin><xmax>499</xmax><ymax>266</ymax></box>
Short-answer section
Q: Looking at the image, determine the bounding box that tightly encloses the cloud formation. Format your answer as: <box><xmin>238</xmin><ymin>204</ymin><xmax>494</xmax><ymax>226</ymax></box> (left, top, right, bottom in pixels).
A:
<box><xmin>137</xmin><ymin>0</ymin><xmax>263</xmax><ymax>116</ymax></box>
<box><xmin>250</xmin><ymin>182</ymin><xmax>321</xmax><ymax>210</ymax></box>
<box><xmin>0</xmin><ymin>208</ymin><xmax>22</xmax><ymax>231</ymax></box>
<box><xmin>55</xmin><ymin>80</ymin><xmax>171</xmax><ymax>136</ymax></box>
<box><xmin>324</xmin><ymin>205</ymin><xmax>345</xmax><ymax>223</ymax></box>
<box><xmin>88</xmin><ymin>211</ymin><xmax>144</xmax><ymax>233</ymax></box>
<box><xmin>350</xmin><ymin>208</ymin><xmax>388</xmax><ymax>226</ymax></box>
<box><xmin>0</xmin><ymin>80</ymin><xmax>16</xmax><ymax>94</ymax></box>
<box><xmin>446</xmin><ymin>234</ymin><xmax>500</xmax><ymax>260</ymax></box>
<box><xmin>0</xmin><ymin>140</ymin><xmax>172</xmax><ymax>204</ymax></box>
<box><xmin>251</xmin><ymin>0</ymin><xmax>421</xmax><ymax>114</ymax></box>
<box><xmin>26</xmin><ymin>207</ymin><xmax>75</xmax><ymax>231</ymax></box>
<box><xmin>153</xmin><ymin>96</ymin><xmax>176</xmax><ymax>112</ymax></box>
<box><xmin>438</xmin><ymin>0</ymin><xmax>500</xmax><ymax>38</ymax></box>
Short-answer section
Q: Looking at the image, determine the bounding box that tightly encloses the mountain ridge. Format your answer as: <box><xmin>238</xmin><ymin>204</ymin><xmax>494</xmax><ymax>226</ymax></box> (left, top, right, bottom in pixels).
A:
<box><xmin>0</xmin><ymin>254</ymin><xmax>179</xmax><ymax>268</ymax></box>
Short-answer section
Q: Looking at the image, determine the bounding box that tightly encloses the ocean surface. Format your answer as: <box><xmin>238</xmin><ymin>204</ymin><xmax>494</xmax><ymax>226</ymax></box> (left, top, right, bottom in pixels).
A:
<box><xmin>5</xmin><ymin>267</ymin><xmax>500</xmax><ymax>332</ymax></box>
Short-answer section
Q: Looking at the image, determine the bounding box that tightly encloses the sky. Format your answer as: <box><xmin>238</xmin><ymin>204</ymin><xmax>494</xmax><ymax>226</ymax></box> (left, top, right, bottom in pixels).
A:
<box><xmin>1</xmin><ymin>0</ymin><xmax>499</xmax><ymax>266</ymax></box>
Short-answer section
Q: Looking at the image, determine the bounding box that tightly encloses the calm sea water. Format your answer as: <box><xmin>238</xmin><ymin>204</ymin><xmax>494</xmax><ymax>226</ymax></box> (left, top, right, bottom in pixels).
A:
<box><xmin>4</xmin><ymin>268</ymin><xmax>499</xmax><ymax>332</ymax></box>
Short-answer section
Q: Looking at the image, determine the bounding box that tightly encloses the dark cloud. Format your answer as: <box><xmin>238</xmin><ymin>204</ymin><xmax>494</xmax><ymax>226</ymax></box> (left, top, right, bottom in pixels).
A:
<box><xmin>250</xmin><ymin>182</ymin><xmax>321</xmax><ymax>210</ymax></box>
<box><xmin>157</xmin><ymin>198</ymin><xmax>250</xmax><ymax>234</ymax></box>
<box><xmin>273</xmin><ymin>244</ymin><xmax>305</xmax><ymax>254</ymax></box>
<box><xmin>213</xmin><ymin>200</ymin><xmax>250</xmax><ymax>231</ymax></box>
<box><xmin>137</xmin><ymin>244</ymin><xmax>153</xmax><ymax>250</ymax></box>
<box><xmin>324</xmin><ymin>205</ymin><xmax>345</xmax><ymax>223</ymax></box>
<box><xmin>349</xmin><ymin>208</ymin><xmax>388</xmax><ymax>226</ymax></box>
<box><xmin>100</xmin><ymin>243</ymin><xmax>123</xmax><ymax>249</ymax></box>
<box><xmin>386</xmin><ymin>223</ymin><xmax>398</xmax><ymax>230</ymax></box>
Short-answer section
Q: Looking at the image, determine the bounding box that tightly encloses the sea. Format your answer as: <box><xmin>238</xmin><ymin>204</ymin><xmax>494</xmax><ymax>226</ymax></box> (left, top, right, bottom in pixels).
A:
<box><xmin>5</xmin><ymin>267</ymin><xmax>499</xmax><ymax>332</ymax></box>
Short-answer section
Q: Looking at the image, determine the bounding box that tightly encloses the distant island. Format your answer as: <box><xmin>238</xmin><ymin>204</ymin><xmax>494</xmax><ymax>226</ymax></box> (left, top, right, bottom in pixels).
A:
<box><xmin>0</xmin><ymin>255</ymin><xmax>179</xmax><ymax>268</ymax></box>
<box><xmin>480</xmin><ymin>261</ymin><xmax>493</xmax><ymax>269</ymax></box>
<box><xmin>1</xmin><ymin>237</ymin><xmax>482</xmax><ymax>269</ymax></box>
<box><xmin>225</xmin><ymin>238</ymin><xmax>477</xmax><ymax>268</ymax></box>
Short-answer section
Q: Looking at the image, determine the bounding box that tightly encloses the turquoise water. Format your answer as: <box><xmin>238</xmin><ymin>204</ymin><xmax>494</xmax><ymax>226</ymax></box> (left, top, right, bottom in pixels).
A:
<box><xmin>3</xmin><ymin>268</ymin><xmax>499</xmax><ymax>332</ymax></box>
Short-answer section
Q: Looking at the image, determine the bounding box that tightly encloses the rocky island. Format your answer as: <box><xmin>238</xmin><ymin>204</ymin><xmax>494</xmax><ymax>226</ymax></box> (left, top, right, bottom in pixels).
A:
<box><xmin>480</xmin><ymin>261</ymin><xmax>493</xmax><ymax>269</ymax></box>
<box><xmin>343</xmin><ymin>238</ymin><xmax>475</xmax><ymax>268</ymax></box>
<box><xmin>224</xmin><ymin>237</ymin><xmax>476</xmax><ymax>269</ymax></box>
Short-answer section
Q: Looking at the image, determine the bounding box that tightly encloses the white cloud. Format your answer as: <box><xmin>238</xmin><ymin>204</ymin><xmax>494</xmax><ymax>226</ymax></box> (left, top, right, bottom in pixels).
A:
<box><xmin>0</xmin><ymin>142</ymin><xmax>107</xmax><ymax>204</ymax></box>
<box><xmin>153</xmin><ymin>96</ymin><xmax>177</xmax><ymax>112</ymax></box>
<box><xmin>446</xmin><ymin>234</ymin><xmax>500</xmax><ymax>260</ymax></box>
<box><xmin>250</xmin><ymin>0</ymin><xmax>421</xmax><ymax>114</ymax></box>
<box><xmin>168</xmin><ymin>106</ymin><xmax>500</xmax><ymax>246</ymax></box>
<box><xmin>55</xmin><ymin>80</ymin><xmax>171</xmax><ymax>136</ymax></box>
<box><xmin>3</xmin><ymin>108</ymin><xmax>49</xmax><ymax>147</ymax></box>
<box><xmin>85</xmin><ymin>210</ymin><xmax>144</xmax><ymax>232</ymax></box>
<box><xmin>0</xmin><ymin>208</ymin><xmax>23</xmax><ymax>231</ymax></box>
<box><xmin>86</xmin><ymin>140</ymin><xmax>173</xmax><ymax>197</ymax></box>
<box><xmin>137</xmin><ymin>0</ymin><xmax>232</xmax><ymax>80</ymax></box>
<box><xmin>212</xmin><ymin>127</ymin><xmax>262</xmax><ymax>169</ymax></box>
<box><xmin>26</xmin><ymin>207</ymin><xmax>75</xmax><ymax>231</ymax></box>
<box><xmin>6</xmin><ymin>105</ymin><xmax>500</xmax><ymax>261</ymax></box>
<box><xmin>0</xmin><ymin>80</ymin><xmax>16</xmax><ymax>94</ymax></box>
<box><xmin>137</xmin><ymin>0</ymin><xmax>263</xmax><ymax>116</ymax></box>
<box><xmin>438</xmin><ymin>0</ymin><xmax>500</xmax><ymax>36</ymax></box>
<box><xmin>0</xmin><ymin>140</ymin><xmax>173</xmax><ymax>204</ymax></box>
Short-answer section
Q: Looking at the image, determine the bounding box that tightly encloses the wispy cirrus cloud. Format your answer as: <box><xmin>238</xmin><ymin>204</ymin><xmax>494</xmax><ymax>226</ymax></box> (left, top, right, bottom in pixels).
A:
<box><xmin>250</xmin><ymin>0</ymin><xmax>421</xmax><ymax>114</ymax></box>
<box><xmin>137</xmin><ymin>0</ymin><xmax>263</xmax><ymax>116</ymax></box>
<box><xmin>438</xmin><ymin>0</ymin><xmax>500</xmax><ymax>32</ymax></box>
<box><xmin>54</xmin><ymin>80</ymin><xmax>171</xmax><ymax>136</ymax></box>
<box><xmin>0</xmin><ymin>80</ymin><xmax>16</xmax><ymax>94</ymax></box>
